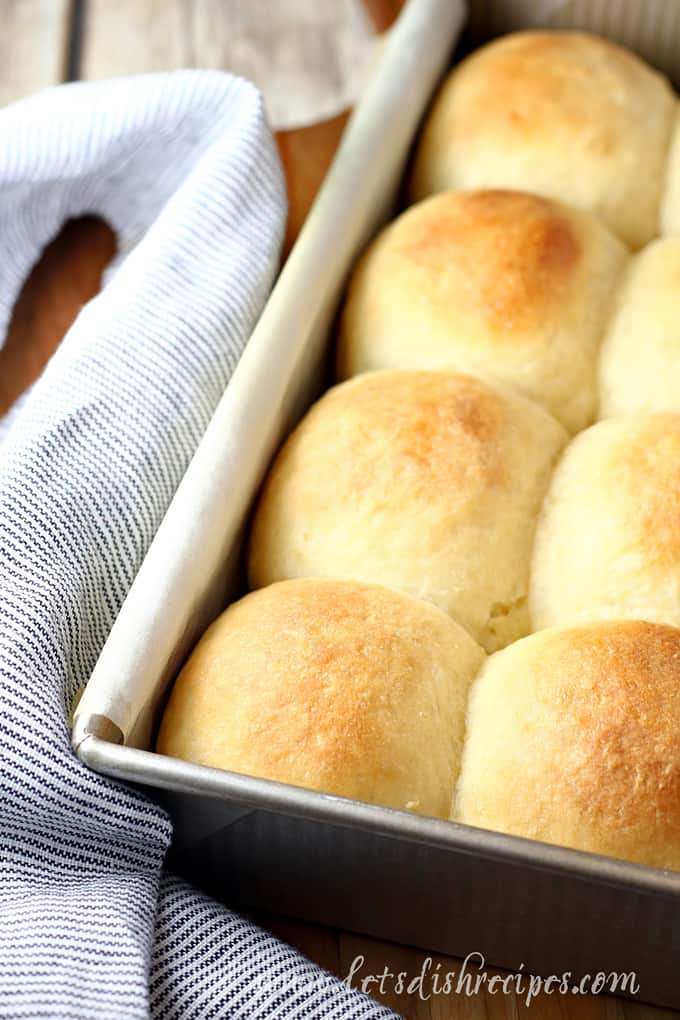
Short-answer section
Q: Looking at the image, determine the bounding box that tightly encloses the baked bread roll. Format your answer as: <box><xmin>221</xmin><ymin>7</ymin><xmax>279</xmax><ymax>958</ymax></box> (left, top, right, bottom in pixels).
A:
<box><xmin>410</xmin><ymin>31</ymin><xmax>677</xmax><ymax>249</ymax></box>
<box><xmin>530</xmin><ymin>414</ymin><xmax>680</xmax><ymax>631</ymax></box>
<box><xmin>337</xmin><ymin>190</ymin><xmax>627</xmax><ymax>433</ymax></box>
<box><xmin>599</xmin><ymin>239</ymin><xmax>680</xmax><ymax>417</ymax></box>
<box><xmin>248</xmin><ymin>371</ymin><xmax>567</xmax><ymax>652</ymax></box>
<box><xmin>157</xmin><ymin>579</ymin><xmax>484</xmax><ymax>818</ymax></box>
<box><xmin>660</xmin><ymin>109</ymin><xmax>680</xmax><ymax>236</ymax></box>
<box><xmin>455</xmin><ymin>621</ymin><xmax>680</xmax><ymax>871</ymax></box>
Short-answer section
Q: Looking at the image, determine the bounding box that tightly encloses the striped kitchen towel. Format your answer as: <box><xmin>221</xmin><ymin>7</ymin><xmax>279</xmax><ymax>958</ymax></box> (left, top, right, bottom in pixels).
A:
<box><xmin>0</xmin><ymin>71</ymin><xmax>397</xmax><ymax>1020</ymax></box>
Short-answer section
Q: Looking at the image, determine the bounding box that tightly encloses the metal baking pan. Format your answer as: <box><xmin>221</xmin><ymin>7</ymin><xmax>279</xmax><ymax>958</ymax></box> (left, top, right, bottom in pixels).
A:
<box><xmin>72</xmin><ymin>0</ymin><xmax>680</xmax><ymax>1008</ymax></box>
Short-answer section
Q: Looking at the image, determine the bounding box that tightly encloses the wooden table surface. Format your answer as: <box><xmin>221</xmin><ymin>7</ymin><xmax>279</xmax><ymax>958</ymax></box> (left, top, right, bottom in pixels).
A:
<box><xmin>0</xmin><ymin>3</ymin><xmax>675</xmax><ymax>1017</ymax></box>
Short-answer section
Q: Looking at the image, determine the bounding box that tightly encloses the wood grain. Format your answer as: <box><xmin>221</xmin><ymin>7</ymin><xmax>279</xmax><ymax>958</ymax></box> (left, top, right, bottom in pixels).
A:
<box><xmin>80</xmin><ymin>0</ymin><xmax>187</xmax><ymax>78</ymax></box>
<box><xmin>263</xmin><ymin>923</ymin><xmax>675</xmax><ymax>1020</ymax></box>
<box><xmin>362</xmin><ymin>0</ymin><xmax>407</xmax><ymax>32</ymax></box>
<box><xmin>276</xmin><ymin>111</ymin><xmax>351</xmax><ymax>254</ymax></box>
<box><xmin>0</xmin><ymin>217</ymin><xmax>116</xmax><ymax>417</ymax></box>
<box><xmin>0</xmin><ymin>0</ymin><xmax>72</xmax><ymax>106</ymax></box>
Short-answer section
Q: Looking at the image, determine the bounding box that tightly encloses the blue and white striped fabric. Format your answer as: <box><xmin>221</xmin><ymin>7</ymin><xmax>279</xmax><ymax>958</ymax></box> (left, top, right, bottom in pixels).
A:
<box><xmin>0</xmin><ymin>72</ymin><xmax>396</xmax><ymax>1020</ymax></box>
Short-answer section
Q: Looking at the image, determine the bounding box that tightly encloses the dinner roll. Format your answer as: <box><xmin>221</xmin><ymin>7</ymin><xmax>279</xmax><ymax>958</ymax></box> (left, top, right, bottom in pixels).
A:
<box><xmin>455</xmin><ymin>621</ymin><xmax>680</xmax><ymax>871</ymax></box>
<box><xmin>157</xmin><ymin>579</ymin><xmax>484</xmax><ymax>818</ymax></box>
<box><xmin>248</xmin><ymin>371</ymin><xmax>567</xmax><ymax>652</ymax></box>
<box><xmin>410</xmin><ymin>31</ymin><xmax>677</xmax><ymax>249</ymax></box>
<box><xmin>337</xmin><ymin>190</ymin><xmax>627</xmax><ymax>433</ymax></box>
<box><xmin>599</xmin><ymin>239</ymin><xmax>680</xmax><ymax>417</ymax></box>
<box><xmin>530</xmin><ymin>414</ymin><xmax>680</xmax><ymax>631</ymax></box>
<box><xmin>660</xmin><ymin>108</ymin><xmax>680</xmax><ymax>236</ymax></box>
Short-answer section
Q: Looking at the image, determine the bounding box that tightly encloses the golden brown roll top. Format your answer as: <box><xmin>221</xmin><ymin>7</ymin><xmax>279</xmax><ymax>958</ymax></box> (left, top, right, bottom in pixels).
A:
<box><xmin>455</xmin><ymin>621</ymin><xmax>680</xmax><ymax>871</ymax></box>
<box><xmin>337</xmin><ymin>189</ymin><xmax>628</xmax><ymax>432</ymax></box>
<box><xmin>530</xmin><ymin>413</ymin><xmax>680</xmax><ymax>631</ymax></box>
<box><xmin>410</xmin><ymin>31</ymin><xmax>677</xmax><ymax>249</ymax></box>
<box><xmin>599</xmin><ymin>238</ymin><xmax>680</xmax><ymax>417</ymax></box>
<box><xmin>248</xmin><ymin>370</ymin><xmax>567</xmax><ymax>652</ymax></box>
<box><xmin>157</xmin><ymin>579</ymin><xmax>485</xmax><ymax>818</ymax></box>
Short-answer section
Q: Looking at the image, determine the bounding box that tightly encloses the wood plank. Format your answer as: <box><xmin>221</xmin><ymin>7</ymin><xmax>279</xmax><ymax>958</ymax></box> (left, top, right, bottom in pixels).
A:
<box><xmin>362</xmin><ymin>0</ymin><xmax>406</xmax><ymax>32</ymax></box>
<box><xmin>80</xmin><ymin>0</ymin><xmax>187</xmax><ymax>78</ymax></box>
<box><xmin>0</xmin><ymin>217</ymin><xmax>116</xmax><ymax>417</ymax></box>
<box><xmin>254</xmin><ymin>914</ymin><xmax>341</xmax><ymax>977</ymax></box>
<box><xmin>339</xmin><ymin>934</ymin><xmax>519</xmax><ymax>1018</ymax></box>
<box><xmin>250</xmin><ymin>918</ymin><xmax>679</xmax><ymax>1020</ymax></box>
<box><xmin>276</xmin><ymin>111</ymin><xmax>350</xmax><ymax>255</ymax></box>
<box><xmin>0</xmin><ymin>0</ymin><xmax>72</xmax><ymax>106</ymax></box>
<box><xmin>334</xmin><ymin>935</ymin><xmax>675</xmax><ymax>1020</ymax></box>
<box><xmin>80</xmin><ymin>0</ymin><xmax>376</xmax><ymax>129</ymax></box>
